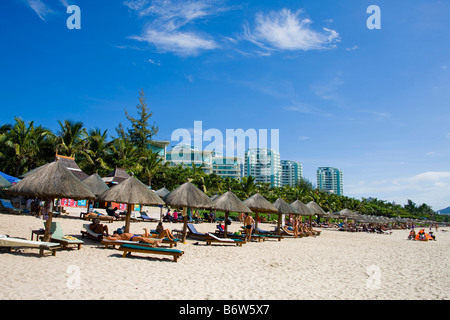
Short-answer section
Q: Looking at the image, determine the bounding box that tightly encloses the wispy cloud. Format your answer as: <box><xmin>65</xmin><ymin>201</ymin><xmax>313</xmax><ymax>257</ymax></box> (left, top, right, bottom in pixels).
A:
<box><xmin>124</xmin><ymin>0</ymin><xmax>227</xmax><ymax>56</ymax></box>
<box><xmin>242</xmin><ymin>8</ymin><xmax>340</xmax><ymax>53</ymax></box>
<box><xmin>25</xmin><ymin>0</ymin><xmax>53</xmax><ymax>21</ymax></box>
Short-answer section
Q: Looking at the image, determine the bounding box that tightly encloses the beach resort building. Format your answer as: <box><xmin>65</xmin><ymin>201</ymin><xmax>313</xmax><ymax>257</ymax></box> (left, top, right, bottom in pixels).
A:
<box><xmin>148</xmin><ymin>140</ymin><xmax>170</xmax><ymax>159</ymax></box>
<box><xmin>212</xmin><ymin>156</ymin><xmax>242</xmax><ymax>180</ymax></box>
<box><xmin>165</xmin><ymin>145</ymin><xmax>214</xmax><ymax>174</ymax></box>
<box><xmin>281</xmin><ymin>160</ymin><xmax>303</xmax><ymax>187</ymax></box>
<box><xmin>244</xmin><ymin>148</ymin><xmax>281</xmax><ymax>187</ymax></box>
<box><xmin>317</xmin><ymin>167</ymin><xmax>343</xmax><ymax>196</ymax></box>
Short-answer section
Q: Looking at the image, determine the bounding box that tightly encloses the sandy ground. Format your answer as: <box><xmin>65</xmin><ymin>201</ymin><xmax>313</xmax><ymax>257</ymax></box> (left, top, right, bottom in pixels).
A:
<box><xmin>0</xmin><ymin>208</ymin><xmax>449</xmax><ymax>300</ymax></box>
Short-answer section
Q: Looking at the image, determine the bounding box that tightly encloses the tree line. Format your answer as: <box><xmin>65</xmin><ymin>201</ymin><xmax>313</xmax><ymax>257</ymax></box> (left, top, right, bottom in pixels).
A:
<box><xmin>0</xmin><ymin>90</ymin><xmax>445</xmax><ymax>222</ymax></box>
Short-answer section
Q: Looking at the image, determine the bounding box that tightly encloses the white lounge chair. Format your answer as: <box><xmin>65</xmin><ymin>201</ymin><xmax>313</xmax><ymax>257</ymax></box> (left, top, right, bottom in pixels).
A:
<box><xmin>0</xmin><ymin>235</ymin><xmax>61</xmax><ymax>257</ymax></box>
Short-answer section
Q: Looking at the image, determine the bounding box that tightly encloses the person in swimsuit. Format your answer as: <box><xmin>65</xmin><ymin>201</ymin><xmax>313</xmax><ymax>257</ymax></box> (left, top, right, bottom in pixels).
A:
<box><xmin>105</xmin><ymin>231</ymin><xmax>162</xmax><ymax>246</ymax></box>
<box><xmin>244</xmin><ymin>213</ymin><xmax>254</xmax><ymax>242</ymax></box>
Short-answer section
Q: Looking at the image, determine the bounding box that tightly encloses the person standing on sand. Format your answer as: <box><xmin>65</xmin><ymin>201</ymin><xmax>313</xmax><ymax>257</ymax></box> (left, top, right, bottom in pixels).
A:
<box><xmin>244</xmin><ymin>213</ymin><xmax>254</xmax><ymax>242</ymax></box>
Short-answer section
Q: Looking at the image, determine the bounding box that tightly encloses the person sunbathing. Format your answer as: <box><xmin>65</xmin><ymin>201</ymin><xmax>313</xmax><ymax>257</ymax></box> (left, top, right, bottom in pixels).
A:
<box><xmin>89</xmin><ymin>219</ymin><xmax>109</xmax><ymax>236</ymax></box>
<box><xmin>105</xmin><ymin>232</ymin><xmax>162</xmax><ymax>246</ymax></box>
<box><xmin>148</xmin><ymin>224</ymin><xmax>176</xmax><ymax>241</ymax></box>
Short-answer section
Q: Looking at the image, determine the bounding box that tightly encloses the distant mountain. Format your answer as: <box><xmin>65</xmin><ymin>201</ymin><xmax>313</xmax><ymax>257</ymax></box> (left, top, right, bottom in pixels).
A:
<box><xmin>437</xmin><ymin>207</ymin><xmax>450</xmax><ymax>214</ymax></box>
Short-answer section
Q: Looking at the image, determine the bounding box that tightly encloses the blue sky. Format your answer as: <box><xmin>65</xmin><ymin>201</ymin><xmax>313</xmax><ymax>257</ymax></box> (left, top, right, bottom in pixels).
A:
<box><xmin>1</xmin><ymin>0</ymin><xmax>450</xmax><ymax>210</ymax></box>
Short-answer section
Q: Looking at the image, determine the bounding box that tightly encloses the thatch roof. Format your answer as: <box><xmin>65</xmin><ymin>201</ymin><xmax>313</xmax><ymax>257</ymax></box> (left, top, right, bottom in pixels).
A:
<box><xmin>213</xmin><ymin>191</ymin><xmax>252</xmax><ymax>213</ymax></box>
<box><xmin>306</xmin><ymin>201</ymin><xmax>327</xmax><ymax>216</ymax></box>
<box><xmin>20</xmin><ymin>155</ymin><xmax>89</xmax><ymax>181</ymax></box>
<box><xmin>97</xmin><ymin>176</ymin><xmax>165</xmax><ymax>206</ymax></box>
<box><xmin>243</xmin><ymin>193</ymin><xmax>278</xmax><ymax>213</ymax></box>
<box><xmin>82</xmin><ymin>173</ymin><xmax>109</xmax><ymax>196</ymax></box>
<box><xmin>290</xmin><ymin>200</ymin><xmax>314</xmax><ymax>216</ymax></box>
<box><xmin>0</xmin><ymin>175</ymin><xmax>11</xmax><ymax>188</ymax></box>
<box><xmin>155</xmin><ymin>187</ymin><xmax>170</xmax><ymax>198</ymax></box>
<box><xmin>164</xmin><ymin>182</ymin><xmax>214</xmax><ymax>209</ymax></box>
<box><xmin>272</xmin><ymin>198</ymin><xmax>299</xmax><ymax>215</ymax></box>
<box><xmin>102</xmin><ymin>168</ymin><xmax>130</xmax><ymax>184</ymax></box>
<box><xmin>8</xmin><ymin>160</ymin><xmax>95</xmax><ymax>200</ymax></box>
<box><xmin>55</xmin><ymin>155</ymin><xmax>89</xmax><ymax>180</ymax></box>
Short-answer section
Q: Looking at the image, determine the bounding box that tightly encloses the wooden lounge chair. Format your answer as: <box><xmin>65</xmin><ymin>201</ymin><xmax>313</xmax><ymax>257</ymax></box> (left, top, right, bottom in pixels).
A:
<box><xmin>0</xmin><ymin>235</ymin><xmax>61</xmax><ymax>257</ymax></box>
<box><xmin>118</xmin><ymin>244</ymin><xmax>184</xmax><ymax>262</ymax></box>
<box><xmin>47</xmin><ymin>222</ymin><xmax>84</xmax><ymax>250</ymax></box>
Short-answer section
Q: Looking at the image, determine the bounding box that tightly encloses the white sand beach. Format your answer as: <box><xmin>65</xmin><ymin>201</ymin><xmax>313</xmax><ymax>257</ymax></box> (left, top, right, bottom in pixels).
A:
<box><xmin>0</xmin><ymin>209</ymin><xmax>449</xmax><ymax>300</ymax></box>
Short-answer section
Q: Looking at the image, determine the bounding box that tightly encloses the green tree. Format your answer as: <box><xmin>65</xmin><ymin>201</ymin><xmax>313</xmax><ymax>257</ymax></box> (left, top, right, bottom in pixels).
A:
<box><xmin>123</xmin><ymin>89</ymin><xmax>158</xmax><ymax>151</ymax></box>
<box><xmin>56</xmin><ymin>120</ymin><xmax>87</xmax><ymax>157</ymax></box>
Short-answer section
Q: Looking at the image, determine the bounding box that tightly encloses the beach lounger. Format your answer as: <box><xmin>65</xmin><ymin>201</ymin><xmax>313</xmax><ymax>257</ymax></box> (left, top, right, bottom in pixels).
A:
<box><xmin>139</xmin><ymin>212</ymin><xmax>158</xmax><ymax>222</ymax></box>
<box><xmin>83</xmin><ymin>213</ymin><xmax>115</xmax><ymax>223</ymax></box>
<box><xmin>118</xmin><ymin>244</ymin><xmax>184</xmax><ymax>262</ymax></box>
<box><xmin>0</xmin><ymin>199</ymin><xmax>24</xmax><ymax>214</ymax></box>
<box><xmin>256</xmin><ymin>227</ymin><xmax>284</xmax><ymax>241</ymax></box>
<box><xmin>80</xmin><ymin>224</ymin><xmax>103</xmax><ymax>241</ymax></box>
<box><xmin>47</xmin><ymin>222</ymin><xmax>84</xmax><ymax>250</ymax></box>
<box><xmin>0</xmin><ymin>235</ymin><xmax>61</xmax><ymax>257</ymax></box>
<box><xmin>205</xmin><ymin>233</ymin><xmax>245</xmax><ymax>246</ymax></box>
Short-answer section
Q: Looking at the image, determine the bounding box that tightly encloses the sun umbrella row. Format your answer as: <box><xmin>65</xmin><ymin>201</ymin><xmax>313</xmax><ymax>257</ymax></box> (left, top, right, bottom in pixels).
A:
<box><xmin>8</xmin><ymin>160</ymin><xmax>335</xmax><ymax>243</ymax></box>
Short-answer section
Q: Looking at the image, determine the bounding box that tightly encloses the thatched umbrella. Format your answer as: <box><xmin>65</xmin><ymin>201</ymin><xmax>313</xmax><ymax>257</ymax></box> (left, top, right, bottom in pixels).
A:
<box><xmin>213</xmin><ymin>190</ymin><xmax>252</xmax><ymax>238</ymax></box>
<box><xmin>155</xmin><ymin>187</ymin><xmax>170</xmax><ymax>199</ymax></box>
<box><xmin>273</xmin><ymin>198</ymin><xmax>299</xmax><ymax>235</ymax></box>
<box><xmin>82</xmin><ymin>173</ymin><xmax>109</xmax><ymax>213</ymax></box>
<box><xmin>8</xmin><ymin>160</ymin><xmax>95</xmax><ymax>241</ymax></box>
<box><xmin>97</xmin><ymin>176</ymin><xmax>165</xmax><ymax>233</ymax></box>
<box><xmin>306</xmin><ymin>201</ymin><xmax>327</xmax><ymax>228</ymax></box>
<box><xmin>291</xmin><ymin>200</ymin><xmax>314</xmax><ymax>227</ymax></box>
<box><xmin>83</xmin><ymin>173</ymin><xmax>109</xmax><ymax>196</ymax></box>
<box><xmin>243</xmin><ymin>193</ymin><xmax>278</xmax><ymax>232</ymax></box>
<box><xmin>164</xmin><ymin>181</ymin><xmax>214</xmax><ymax>242</ymax></box>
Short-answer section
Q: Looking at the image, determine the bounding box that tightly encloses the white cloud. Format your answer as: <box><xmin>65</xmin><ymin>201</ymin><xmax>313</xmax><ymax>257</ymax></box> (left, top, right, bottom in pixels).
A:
<box><xmin>125</xmin><ymin>0</ymin><xmax>225</xmax><ymax>56</ymax></box>
<box><xmin>25</xmin><ymin>0</ymin><xmax>53</xmax><ymax>21</ymax></box>
<box><xmin>131</xmin><ymin>28</ymin><xmax>217</xmax><ymax>56</ymax></box>
<box><xmin>446</xmin><ymin>132</ymin><xmax>450</xmax><ymax>139</ymax></box>
<box><xmin>243</xmin><ymin>8</ymin><xmax>340</xmax><ymax>52</ymax></box>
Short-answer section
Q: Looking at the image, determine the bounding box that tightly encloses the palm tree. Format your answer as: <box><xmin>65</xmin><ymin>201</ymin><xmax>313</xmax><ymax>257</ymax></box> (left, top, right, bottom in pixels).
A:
<box><xmin>138</xmin><ymin>149</ymin><xmax>167</xmax><ymax>187</ymax></box>
<box><xmin>106</xmin><ymin>137</ymin><xmax>139</xmax><ymax>171</ymax></box>
<box><xmin>241</xmin><ymin>176</ymin><xmax>257</xmax><ymax>198</ymax></box>
<box><xmin>0</xmin><ymin>117</ymin><xmax>53</xmax><ymax>176</ymax></box>
<box><xmin>56</xmin><ymin>120</ymin><xmax>87</xmax><ymax>157</ymax></box>
<box><xmin>80</xmin><ymin>128</ymin><xmax>111</xmax><ymax>176</ymax></box>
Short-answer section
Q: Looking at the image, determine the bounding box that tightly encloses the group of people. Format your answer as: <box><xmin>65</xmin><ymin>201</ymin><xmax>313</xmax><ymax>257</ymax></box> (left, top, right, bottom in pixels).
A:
<box><xmin>408</xmin><ymin>228</ymin><xmax>436</xmax><ymax>241</ymax></box>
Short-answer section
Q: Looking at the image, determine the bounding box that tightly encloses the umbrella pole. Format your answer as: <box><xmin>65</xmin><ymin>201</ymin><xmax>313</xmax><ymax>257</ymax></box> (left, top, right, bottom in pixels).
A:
<box><xmin>43</xmin><ymin>197</ymin><xmax>54</xmax><ymax>242</ymax></box>
<box><xmin>309</xmin><ymin>216</ymin><xmax>312</xmax><ymax>229</ymax></box>
<box><xmin>224</xmin><ymin>211</ymin><xmax>229</xmax><ymax>238</ymax></box>
<box><xmin>181</xmin><ymin>207</ymin><xmax>188</xmax><ymax>243</ymax></box>
<box><xmin>124</xmin><ymin>204</ymin><xmax>132</xmax><ymax>233</ymax></box>
<box><xmin>277</xmin><ymin>213</ymin><xmax>281</xmax><ymax>235</ymax></box>
<box><xmin>255</xmin><ymin>212</ymin><xmax>259</xmax><ymax>233</ymax></box>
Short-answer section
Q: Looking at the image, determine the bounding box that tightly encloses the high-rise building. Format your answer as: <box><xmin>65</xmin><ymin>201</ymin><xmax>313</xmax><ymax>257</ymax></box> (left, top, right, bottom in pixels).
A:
<box><xmin>281</xmin><ymin>160</ymin><xmax>303</xmax><ymax>187</ymax></box>
<box><xmin>212</xmin><ymin>156</ymin><xmax>242</xmax><ymax>180</ymax></box>
<box><xmin>316</xmin><ymin>167</ymin><xmax>343</xmax><ymax>195</ymax></box>
<box><xmin>244</xmin><ymin>148</ymin><xmax>281</xmax><ymax>187</ymax></box>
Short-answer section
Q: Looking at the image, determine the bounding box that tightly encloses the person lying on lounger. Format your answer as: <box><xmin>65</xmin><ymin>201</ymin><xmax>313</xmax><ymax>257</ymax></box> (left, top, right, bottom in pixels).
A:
<box><xmin>89</xmin><ymin>219</ymin><xmax>109</xmax><ymax>236</ymax></box>
<box><xmin>105</xmin><ymin>232</ymin><xmax>162</xmax><ymax>246</ymax></box>
<box><xmin>145</xmin><ymin>226</ymin><xmax>176</xmax><ymax>242</ymax></box>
